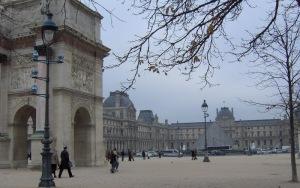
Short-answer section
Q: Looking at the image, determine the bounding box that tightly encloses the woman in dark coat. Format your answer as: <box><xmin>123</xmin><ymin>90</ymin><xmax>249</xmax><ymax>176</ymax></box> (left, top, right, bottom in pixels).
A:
<box><xmin>58</xmin><ymin>146</ymin><xmax>74</xmax><ymax>178</ymax></box>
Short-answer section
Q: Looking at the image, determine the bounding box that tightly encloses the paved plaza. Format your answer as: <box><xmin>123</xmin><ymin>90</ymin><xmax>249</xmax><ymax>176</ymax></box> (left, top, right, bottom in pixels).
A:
<box><xmin>0</xmin><ymin>154</ymin><xmax>299</xmax><ymax>188</ymax></box>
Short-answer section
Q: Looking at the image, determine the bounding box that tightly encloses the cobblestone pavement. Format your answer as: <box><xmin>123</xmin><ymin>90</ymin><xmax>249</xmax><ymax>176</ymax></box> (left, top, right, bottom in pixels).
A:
<box><xmin>0</xmin><ymin>154</ymin><xmax>299</xmax><ymax>188</ymax></box>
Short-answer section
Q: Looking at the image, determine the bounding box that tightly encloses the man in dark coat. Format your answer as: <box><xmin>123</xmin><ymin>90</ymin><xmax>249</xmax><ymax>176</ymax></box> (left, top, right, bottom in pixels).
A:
<box><xmin>58</xmin><ymin>146</ymin><xmax>74</xmax><ymax>178</ymax></box>
<box><xmin>121</xmin><ymin>150</ymin><xmax>125</xmax><ymax>162</ymax></box>
<box><xmin>128</xmin><ymin>149</ymin><xmax>134</xmax><ymax>161</ymax></box>
<box><xmin>142</xmin><ymin>150</ymin><xmax>146</xmax><ymax>160</ymax></box>
<box><xmin>191</xmin><ymin>150</ymin><xmax>195</xmax><ymax>160</ymax></box>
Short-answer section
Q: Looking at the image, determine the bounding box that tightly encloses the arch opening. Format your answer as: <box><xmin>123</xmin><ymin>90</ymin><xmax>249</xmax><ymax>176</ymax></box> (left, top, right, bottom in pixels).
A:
<box><xmin>12</xmin><ymin>105</ymin><xmax>36</xmax><ymax>167</ymax></box>
<box><xmin>74</xmin><ymin>107</ymin><xmax>92</xmax><ymax>166</ymax></box>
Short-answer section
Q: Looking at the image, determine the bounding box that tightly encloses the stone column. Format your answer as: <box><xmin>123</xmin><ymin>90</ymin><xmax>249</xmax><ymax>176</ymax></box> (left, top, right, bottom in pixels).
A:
<box><xmin>0</xmin><ymin>61</ymin><xmax>9</xmax><ymax>134</ymax></box>
<box><xmin>28</xmin><ymin>131</ymin><xmax>44</xmax><ymax>168</ymax></box>
<box><xmin>52</xmin><ymin>91</ymin><xmax>72</xmax><ymax>159</ymax></box>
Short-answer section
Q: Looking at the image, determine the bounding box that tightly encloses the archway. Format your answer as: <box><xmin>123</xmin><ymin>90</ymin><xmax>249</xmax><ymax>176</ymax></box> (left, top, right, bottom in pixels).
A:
<box><xmin>74</xmin><ymin>107</ymin><xmax>92</xmax><ymax>166</ymax></box>
<box><xmin>12</xmin><ymin>105</ymin><xmax>36</xmax><ymax>167</ymax></box>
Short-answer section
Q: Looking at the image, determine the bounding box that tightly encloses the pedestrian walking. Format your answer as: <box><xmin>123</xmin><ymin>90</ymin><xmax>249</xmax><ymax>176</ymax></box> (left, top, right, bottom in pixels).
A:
<box><xmin>128</xmin><ymin>149</ymin><xmax>135</xmax><ymax>161</ymax></box>
<box><xmin>128</xmin><ymin>149</ymin><xmax>131</xmax><ymax>161</ymax></box>
<box><xmin>58</xmin><ymin>146</ymin><xmax>74</xmax><ymax>178</ymax></box>
<box><xmin>27</xmin><ymin>152</ymin><xmax>31</xmax><ymax>161</ymax></box>
<box><xmin>51</xmin><ymin>149</ymin><xmax>59</xmax><ymax>178</ymax></box>
<box><xmin>191</xmin><ymin>150</ymin><xmax>195</xmax><ymax>160</ymax></box>
<box><xmin>194</xmin><ymin>150</ymin><xmax>198</xmax><ymax>160</ymax></box>
<box><xmin>142</xmin><ymin>150</ymin><xmax>146</xmax><ymax>160</ymax></box>
<box><xmin>110</xmin><ymin>148</ymin><xmax>119</xmax><ymax>173</ymax></box>
<box><xmin>121</xmin><ymin>150</ymin><xmax>125</xmax><ymax>162</ymax></box>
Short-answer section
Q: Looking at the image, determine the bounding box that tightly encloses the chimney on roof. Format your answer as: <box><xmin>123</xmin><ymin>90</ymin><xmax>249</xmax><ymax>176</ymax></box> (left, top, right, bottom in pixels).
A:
<box><xmin>165</xmin><ymin>119</ymin><xmax>168</xmax><ymax>125</ymax></box>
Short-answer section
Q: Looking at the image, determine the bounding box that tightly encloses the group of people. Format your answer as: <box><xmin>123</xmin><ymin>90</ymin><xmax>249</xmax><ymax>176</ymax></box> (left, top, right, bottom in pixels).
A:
<box><xmin>53</xmin><ymin>147</ymin><xmax>198</xmax><ymax>175</ymax></box>
<box><xmin>51</xmin><ymin>146</ymin><xmax>74</xmax><ymax>178</ymax></box>
<box><xmin>106</xmin><ymin>149</ymin><xmax>136</xmax><ymax>173</ymax></box>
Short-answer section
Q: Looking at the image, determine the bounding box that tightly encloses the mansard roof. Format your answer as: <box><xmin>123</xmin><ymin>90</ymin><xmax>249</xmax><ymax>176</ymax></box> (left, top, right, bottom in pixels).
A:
<box><xmin>216</xmin><ymin>107</ymin><xmax>234</xmax><ymax>121</ymax></box>
<box><xmin>138</xmin><ymin>110</ymin><xmax>155</xmax><ymax>124</ymax></box>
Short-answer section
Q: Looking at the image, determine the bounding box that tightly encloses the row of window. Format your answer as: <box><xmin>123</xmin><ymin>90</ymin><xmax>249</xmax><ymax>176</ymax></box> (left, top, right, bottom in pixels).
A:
<box><xmin>244</xmin><ymin>139</ymin><xmax>281</xmax><ymax>146</ymax></box>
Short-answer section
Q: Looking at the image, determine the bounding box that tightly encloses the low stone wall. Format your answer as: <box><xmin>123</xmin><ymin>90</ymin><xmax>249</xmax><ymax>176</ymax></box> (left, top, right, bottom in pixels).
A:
<box><xmin>0</xmin><ymin>133</ymin><xmax>10</xmax><ymax>168</ymax></box>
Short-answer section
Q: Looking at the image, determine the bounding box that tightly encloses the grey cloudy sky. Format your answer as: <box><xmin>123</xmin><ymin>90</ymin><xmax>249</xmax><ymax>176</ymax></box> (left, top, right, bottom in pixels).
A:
<box><xmin>93</xmin><ymin>1</ymin><xmax>282</xmax><ymax>123</ymax></box>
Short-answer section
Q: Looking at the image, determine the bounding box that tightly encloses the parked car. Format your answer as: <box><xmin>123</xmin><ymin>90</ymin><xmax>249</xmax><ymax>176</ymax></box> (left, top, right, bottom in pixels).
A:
<box><xmin>147</xmin><ymin>151</ymin><xmax>158</xmax><ymax>157</ymax></box>
<box><xmin>162</xmin><ymin>149</ymin><xmax>183</xmax><ymax>157</ymax></box>
<box><xmin>135</xmin><ymin>152</ymin><xmax>143</xmax><ymax>157</ymax></box>
<box><xmin>209</xmin><ymin>150</ymin><xmax>226</xmax><ymax>156</ymax></box>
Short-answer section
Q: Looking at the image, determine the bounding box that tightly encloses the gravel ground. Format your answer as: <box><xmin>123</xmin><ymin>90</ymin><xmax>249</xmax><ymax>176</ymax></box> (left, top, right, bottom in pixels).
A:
<box><xmin>0</xmin><ymin>154</ymin><xmax>299</xmax><ymax>188</ymax></box>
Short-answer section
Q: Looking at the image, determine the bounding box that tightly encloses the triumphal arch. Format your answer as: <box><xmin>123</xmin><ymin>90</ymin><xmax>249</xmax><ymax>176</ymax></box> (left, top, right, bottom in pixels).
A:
<box><xmin>0</xmin><ymin>0</ymin><xmax>109</xmax><ymax>168</ymax></box>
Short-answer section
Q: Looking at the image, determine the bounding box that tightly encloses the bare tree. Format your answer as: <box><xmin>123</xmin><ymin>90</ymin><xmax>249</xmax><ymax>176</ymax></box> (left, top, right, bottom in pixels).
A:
<box><xmin>243</xmin><ymin>7</ymin><xmax>299</xmax><ymax>182</ymax></box>
<box><xmin>92</xmin><ymin>0</ymin><xmax>299</xmax><ymax>90</ymax></box>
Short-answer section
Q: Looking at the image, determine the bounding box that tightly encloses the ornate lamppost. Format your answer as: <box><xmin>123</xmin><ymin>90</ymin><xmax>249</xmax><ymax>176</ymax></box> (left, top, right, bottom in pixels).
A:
<box><xmin>31</xmin><ymin>12</ymin><xmax>63</xmax><ymax>187</ymax></box>
<box><xmin>202</xmin><ymin>100</ymin><xmax>210</xmax><ymax>162</ymax></box>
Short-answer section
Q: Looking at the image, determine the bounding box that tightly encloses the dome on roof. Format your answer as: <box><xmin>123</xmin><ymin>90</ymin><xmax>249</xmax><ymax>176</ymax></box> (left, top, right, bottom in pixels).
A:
<box><xmin>103</xmin><ymin>91</ymin><xmax>135</xmax><ymax>109</ymax></box>
<box><xmin>216</xmin><ymin>107</ymin><xmax>235</xmax><ymax>121</ymax></box>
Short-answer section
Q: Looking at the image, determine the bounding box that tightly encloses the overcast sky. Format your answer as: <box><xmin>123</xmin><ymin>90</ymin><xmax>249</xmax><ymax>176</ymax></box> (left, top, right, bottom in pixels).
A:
<box><xmin>90</xmin><ymin>1</ymin><xmax>282</xmax><ymax>123</ymax></box>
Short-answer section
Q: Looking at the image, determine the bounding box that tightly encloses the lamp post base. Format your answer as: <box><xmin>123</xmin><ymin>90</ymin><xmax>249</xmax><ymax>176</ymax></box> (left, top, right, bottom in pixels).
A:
<box><xmin>203</xmin><ymin>155</ymin><xmax>210</xmax><ymax>162</ymax></box>
<box><xmin>38</xmin><ymin>180</ymin><xmax>55</xmax><ymax>188</ymax></box>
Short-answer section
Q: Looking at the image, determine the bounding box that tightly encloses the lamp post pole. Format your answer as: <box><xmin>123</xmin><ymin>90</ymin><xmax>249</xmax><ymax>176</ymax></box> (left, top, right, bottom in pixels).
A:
<box><xmin>202</xmin><ymin>100</ymin><xmax>210</xmax><ymax>162</ymax></box>
<box><xmin>33</xmin><ymin>12</ymin><xmax>59</xmax><ymax>187</ymax></box>
<box><xmin>39</xmin><ymin>40</ymin><xmax>54</xmax><ymax>187</ymax></box>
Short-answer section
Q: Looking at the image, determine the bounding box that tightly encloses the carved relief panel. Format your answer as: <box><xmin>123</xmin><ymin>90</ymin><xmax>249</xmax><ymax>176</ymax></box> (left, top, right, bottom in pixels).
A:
<box><xmin>10</xmin><ymin>54</ymin><xmax>36</xmax><ymax>91</ymax></box>
<box><xmin>71</xmin><ymin>53</ymin><xmax>95</xmax><ymax>93</ymax></box>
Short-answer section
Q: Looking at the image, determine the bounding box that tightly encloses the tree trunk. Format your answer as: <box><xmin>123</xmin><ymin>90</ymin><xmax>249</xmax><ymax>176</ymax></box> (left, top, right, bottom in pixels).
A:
<box><xmin>288</xmin><ymin>67</ymin><xmax>298</xmax><ymax>182</ymax></box>
<box><xmin>289</xmin><ymin>109</ymin><xmax>298</xmax><ymax>182</ymax></box>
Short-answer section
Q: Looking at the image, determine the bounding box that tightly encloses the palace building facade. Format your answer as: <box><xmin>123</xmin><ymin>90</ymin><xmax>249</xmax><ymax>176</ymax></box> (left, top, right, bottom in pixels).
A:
<box><xmin>103</xmin><ymin>91</ymin><xmax>299</xmax><ymax>154</ymax></box>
